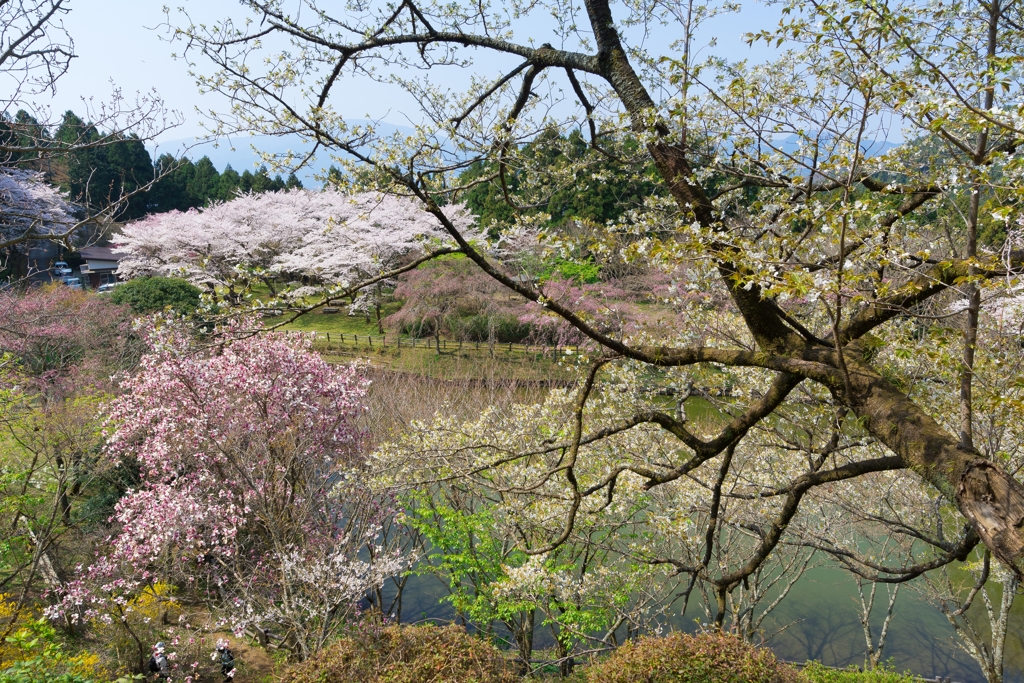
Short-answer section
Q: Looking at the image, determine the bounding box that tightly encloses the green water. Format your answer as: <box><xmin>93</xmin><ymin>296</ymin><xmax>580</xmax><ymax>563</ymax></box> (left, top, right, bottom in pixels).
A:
<box><xmin>388</xmin><ymin>563</ymin><xmax>1020</xmax><ymax>682</ymax></box>
<box><xmin>734</xmin><ymin>566</ymin><xmax>1020</xmax><ymax>682</ymax></box>
<box><xmin>381</xmin><ymin>392</ymin><xmax>1019</xmax><ymax>681</ymax></box>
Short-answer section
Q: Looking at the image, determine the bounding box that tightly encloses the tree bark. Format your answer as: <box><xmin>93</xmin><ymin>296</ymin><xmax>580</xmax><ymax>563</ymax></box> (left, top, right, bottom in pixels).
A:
<box><xmin>582</xmin><ymin>0</ymin><xmax>1024</xmax><ymax>576</ymax></box>
<box><xmin>839</xmin><ymin>354</ymin><xmax>1024</xmax><ymax>577</ymax></box>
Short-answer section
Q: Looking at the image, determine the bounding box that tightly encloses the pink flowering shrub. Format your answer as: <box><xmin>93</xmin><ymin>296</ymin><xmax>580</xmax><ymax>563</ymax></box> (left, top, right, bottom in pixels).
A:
<box><xmin>384</xmin><ymin>257</ymin><xmax>530</xmax><ymax>342</ymax></box>
<box><xmin>519</xmin><ymin>277</ymin><xmax>641</xmax><ymax>346</ymax></box>
<box><xmin>52</xmin><ymin>320</ymin><xmax>409</xmax><ymax>666</ymax></box>
<box><xmin>0</xmin><ymin>285</ymin><xmax>138</xmax><ymax>394</ymax></box>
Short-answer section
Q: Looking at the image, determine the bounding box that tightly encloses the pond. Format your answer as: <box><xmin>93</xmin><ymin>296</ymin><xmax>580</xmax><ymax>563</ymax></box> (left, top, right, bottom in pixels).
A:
<box><xmin>368</xmin><ymin>381</ymin><xmax>1020</xmax><ymax>682</ymax></box>
<box><xmin>387</xmin><ymin>564</ymin><xmax>1022</xmax><ymax>682</ymax></box>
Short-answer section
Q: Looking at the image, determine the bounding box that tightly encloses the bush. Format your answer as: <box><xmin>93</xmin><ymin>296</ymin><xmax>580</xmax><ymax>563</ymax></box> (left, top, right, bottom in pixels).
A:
<box><xmin>109</xmin><ymin>277</ymin><xmax>202</xmax><ymax>314</ymax></box>
<box><xmin>585</xmin><ymin>632</ymin><xmax>799</xmax><ymax>683</ymax></box>
<box><xmin>798</xmin><ymin>663</ymin><xmax>921</xmax><ymax>683</ymax></box>
<box><xmin>288</xmin><ymin>624</ymin><xmax>516</xmax><ymax>683</ymax></box>
<box><xmin>553</xmin><ymin>259</ymin><xmax>601</xmax><ymax>284</ymax></box>
<box><xmin>0</xmin><ymin>617</ymin><xmax>107</xmax><ymax>683</ymax></box>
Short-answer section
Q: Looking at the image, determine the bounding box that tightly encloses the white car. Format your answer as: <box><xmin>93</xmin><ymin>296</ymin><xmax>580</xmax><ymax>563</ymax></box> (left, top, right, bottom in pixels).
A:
<box><xmin>52</xmin><ymin>261</ymin><xmax>72</xmax><ymax>276</ymax></box>
<box><xmin>61</xmin><ymin>277</ymin><xmax>83</xmax><ymax>290</ymax></box>
<box><xmin>96</xmin><ymin>282</ymin><xmax>123</xmax><ymax>293</ymax></box>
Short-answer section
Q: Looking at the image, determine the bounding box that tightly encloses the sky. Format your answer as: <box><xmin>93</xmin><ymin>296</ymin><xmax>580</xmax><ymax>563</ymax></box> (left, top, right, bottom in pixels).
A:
<box><xmin>37</xmin><ymin>0</ymin><xmax>783</xmax><ymax>176</ymax></box>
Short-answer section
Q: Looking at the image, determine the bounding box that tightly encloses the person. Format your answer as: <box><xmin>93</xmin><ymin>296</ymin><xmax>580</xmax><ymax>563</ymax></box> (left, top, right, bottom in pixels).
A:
<box><xmin>148</xmin><ymin>642</ymin><xmax>170</xmax><ymax>680</ymax></box>
<box><xmin>213</xmin><ymin>639</ymin><xmax>235</xmax><ymax>681</ymax></box>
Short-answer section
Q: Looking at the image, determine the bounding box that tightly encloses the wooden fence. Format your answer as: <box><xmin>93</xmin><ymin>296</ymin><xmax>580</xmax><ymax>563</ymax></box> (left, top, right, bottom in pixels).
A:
<box><xmin>314</xmin><ymin>331</ymin><xmax>579</xmax><ymax>357</ymax></box>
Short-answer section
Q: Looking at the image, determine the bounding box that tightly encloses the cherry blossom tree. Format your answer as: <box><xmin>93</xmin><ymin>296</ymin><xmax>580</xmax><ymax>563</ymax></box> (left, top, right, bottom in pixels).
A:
<box><xmin>0</xmin><ymin>284</ymin><xmax>139</xmax><ymax>395</ymax></box>
<box><xmin>169</xmin><ymin>0</ymin><xmax>1024</xmax><ymax>589</ymax></box>
<box><xmin>52</xmin><ymin>320</ymin><xmax>408</xmax><ymax>663</ymax></box>
<box><xmin>116</xmin><ymin>188</ymin><xmax>476</xmax><ymax>307</ymax></box>
<box><xmin>0</xmin><ymin>168</ymin><xmax>75</xmax><ymax>248</ymax></box>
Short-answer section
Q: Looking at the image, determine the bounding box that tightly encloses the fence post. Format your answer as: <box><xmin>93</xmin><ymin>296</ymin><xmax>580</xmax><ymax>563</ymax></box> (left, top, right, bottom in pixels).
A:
<box><xmin>340</xmin><ymin>333</ymin><xmax>345</xmax><ymax>344</ymax></box>
<box><xmin>369</xmin><ymin>336</ymin><xmax>373</xmax><ymax>347</ymax></box>
<box><xmin>355</xmin><ymin>334</ymin><xmax>358</xmax><ymax>344</ymax></box>
<box><xmin>327</xmin><ymin>332</ymin><xmax>330</xmax><ymax>343</ymax></box>
<box><xmin>509</xmin><ymin>342</ymin><xmax>513</xmax><ymax>352</ymax></box>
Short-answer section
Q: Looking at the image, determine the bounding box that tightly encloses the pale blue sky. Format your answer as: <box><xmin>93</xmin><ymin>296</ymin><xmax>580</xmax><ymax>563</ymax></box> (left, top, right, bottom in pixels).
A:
<box><xmin>41</xmin><ymin>1</ymin><xmax>780</xmax><ymax>147</ymax></box>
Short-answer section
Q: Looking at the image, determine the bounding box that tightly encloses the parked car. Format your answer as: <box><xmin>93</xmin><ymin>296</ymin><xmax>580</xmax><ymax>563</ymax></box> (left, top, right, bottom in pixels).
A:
<box><xmin>61</xmin><ymin>277</ymin><xmax>83</xmax><ymax>290</ymax></box>
<box><xmin>52</xmin><ymin>261</ymin><xmax>72</xmax><ymax>276</ymax></box>
<box><xmin>96</xmin><ymin>282</ymin><xmax>123</xmax><ymax>293</ymax></box>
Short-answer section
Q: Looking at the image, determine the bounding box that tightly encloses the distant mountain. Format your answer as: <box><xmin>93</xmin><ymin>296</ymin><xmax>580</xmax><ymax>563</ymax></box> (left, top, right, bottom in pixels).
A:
<box><xmin>778</xmin><ymin>134</ymin><xmax>899</xmax><ymax>159</ymax></box>
<box><xmin>148</xmin><ymin>127</ymin><xmax>901</xmax><ymax>189</ymax></box>
<box><xmin>148</xmin><ymin>121</ymin><xmax>418</xmax><ymax>188</ymax></box>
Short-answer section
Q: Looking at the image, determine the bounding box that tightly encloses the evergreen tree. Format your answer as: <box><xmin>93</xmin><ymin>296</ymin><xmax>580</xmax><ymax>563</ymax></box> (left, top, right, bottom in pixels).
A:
<box><xmin>0</xmin><ymin>110</ymin><xmax>48</xmax><ymax>169</ymax></box>
<box><xmin>187</xmin><ymin>156</ymin><xmax>221</xmax><ymax>206</ymax></box>
<box><xmin>239</xmin><ymin>169</ymin><xmax>254</xmax><ymax>193</ymax></box>
<box><xmin>460</xmin><ymin>130</ymin><xmax>662</xmax><ymax>232</ymax></box>
<box><xmin>218</xmin><ymin>164</ymin><xmax>241</xmax><ymax>200</ymax></box>
<box><xmin>147</xmin><ymin>155</ymin><xmax>195</xmax><ymax>213</ymax></box>
<box><xmin>249</xmin><ymin>165</ymin><xmax>276</xmax><ymax>193</ymax></box>
<box><xmin>53</xmin><ymin>111</ymin><xmax>154</xmax><ymax>220</ymax></box>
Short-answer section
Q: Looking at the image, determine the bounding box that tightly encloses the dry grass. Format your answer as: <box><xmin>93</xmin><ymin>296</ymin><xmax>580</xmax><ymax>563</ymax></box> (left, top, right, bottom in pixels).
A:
<box><xmin>358</xmin><ymin>364</ymin><xmax>554</xmax><ymax>451</ymax></box>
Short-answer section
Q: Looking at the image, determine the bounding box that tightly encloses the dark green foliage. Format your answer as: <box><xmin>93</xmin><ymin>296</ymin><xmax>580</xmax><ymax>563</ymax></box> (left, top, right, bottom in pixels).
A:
<box><xmin>55</xmin><ymin>111</ymin><xmax>154</xmax><ymax>221</ymax></box>
<box><xmin>109</xmin><ymin>277</ymin><xmax>202</xmax><ymax>314</ymax></box>
<box><xmin>460</xmin><ymin>130</ymin><xmax>664</xmax><ymax>232</ymax></box>
<box><xmin>287</xmin><ymin>625</ymin><xmax>516</xmax><ymax>683</ymax></box>
<box><xmin>585</xmin><ymin>632</ymin><xmax>799</xmax><ymax>683</ymax></box>
<box><xmin>146</xmin><ymin>157</ymin><xmax>301</xmax><ymax>213</ymax></box>
<box><xmin>188</xmin><ymin>156</ymin><xmax>221</xmax><ymax>204</ymax></box>
<box><xmin>2</xmin><ymin>110</ymin><xmax>307</xmax><ymax>221</ymax></box>
<box><xmin>0</xmin><ymin>110</ymin><xmax>50</xmax><ymax>168</ymax></box>
<box><xmin>146</xmin><ymin>154</ymin><xmax>195</xmax><ymax>212</ymax></box>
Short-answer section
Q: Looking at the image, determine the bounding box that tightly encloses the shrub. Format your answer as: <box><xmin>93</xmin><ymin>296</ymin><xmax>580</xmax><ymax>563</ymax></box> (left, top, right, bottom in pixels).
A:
<box><xmin>109</xmin><ymin>277</ymin><xmax>202</xmax><ymax>314</ymax></box>
<box><xmin>0</xmin><ymin>617</ymin><xmax>107</xmax><ymax>683</ymax></box>
<box><xmin>585</xmin><ymin>632</ymin><xmax>799</xmax><ymax>683</ymax></box>
<box><xmin>288</xmin><ymin>624</ymin><xmax>516</xmax><ymax>683</ymax></box>
<box><xmin>552</xmin><ymin>259</ymin><xmax>601</xmax><ymax>284</ymax></box>
<box><xmin>798</xmin><ymin>662</ymin><xmax>921</xmax><ymax>683</ymax></box>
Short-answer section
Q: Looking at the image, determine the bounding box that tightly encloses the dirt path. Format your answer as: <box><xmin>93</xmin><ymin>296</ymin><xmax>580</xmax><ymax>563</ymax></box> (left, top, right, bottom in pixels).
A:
<box><xmin>209</xmin><ymin>634</ymin><xmax>282</xmax><ymax>683</ymax></box>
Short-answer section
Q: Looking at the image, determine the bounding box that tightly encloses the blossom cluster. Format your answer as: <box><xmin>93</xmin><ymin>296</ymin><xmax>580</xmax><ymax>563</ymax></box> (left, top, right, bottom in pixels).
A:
<box><xmin>115</xmin><ymin>189</ymin><xmax>476</xmax><ymax>289</ymax></box>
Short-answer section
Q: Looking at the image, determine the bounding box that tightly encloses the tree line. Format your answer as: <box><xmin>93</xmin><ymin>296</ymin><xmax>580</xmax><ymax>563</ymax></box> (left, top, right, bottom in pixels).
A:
<box><xmin>1</xmin><ymin>109</ymin><xmax>303</xmax><ymax>222</ymax></box>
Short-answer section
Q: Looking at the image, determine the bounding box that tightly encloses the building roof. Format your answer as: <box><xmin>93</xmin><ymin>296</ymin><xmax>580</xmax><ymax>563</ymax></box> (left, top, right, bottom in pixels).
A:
<box><xmin>79</xmin><ymin>246</ymin><xmax>123</xmax><ymax>262</ymax></box>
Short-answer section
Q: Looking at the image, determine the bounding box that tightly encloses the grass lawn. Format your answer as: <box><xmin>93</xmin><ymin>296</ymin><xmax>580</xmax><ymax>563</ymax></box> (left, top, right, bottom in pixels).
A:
<box><xmin>270</xmin><ymin>301</ymin><xmax>578</xmax><ymax>382</ymax></box>
<box><xmin>278</xmin><ymin>310</ymin><xmax>387</xmax><ymax>336</ymax></box>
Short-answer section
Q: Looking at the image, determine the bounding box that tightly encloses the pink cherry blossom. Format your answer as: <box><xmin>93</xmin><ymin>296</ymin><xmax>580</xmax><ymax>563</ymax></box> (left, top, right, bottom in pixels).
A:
<box><xmin>51</xmin><ymin>320</ymin><xmax>407</xmax><ymax>657</ymax></box>
<box><xmin>0</xmin><ymin>168</ymin><xmax>75</xmax><ymax>244</ymax></box>
<box><xmin>115</xmin><ymin>189</ymin><xmax>476</xmax><ymax>289</ymax></box>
